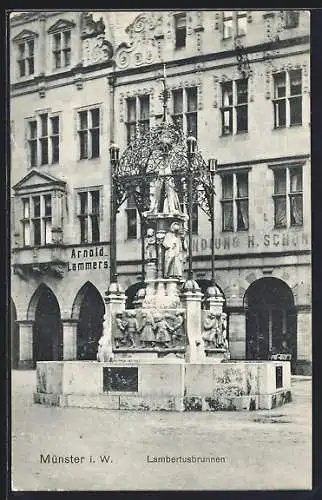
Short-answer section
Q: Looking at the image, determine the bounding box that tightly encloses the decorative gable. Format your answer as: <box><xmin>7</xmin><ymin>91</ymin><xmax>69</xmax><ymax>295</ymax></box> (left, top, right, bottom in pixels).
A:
<box><xmin>47</xmin><ymin>19</ymin><xmax>76</xmax><ymax>34</ymax></box>
<box><xmin>13</xmin><ymin>170</ymin><xmax>66</xmax><ymax>193</ymax></box>
<box><xmin>12</xmin><ymin>29</ymin><xmax>39</xmax><ymax>42</ymax></box>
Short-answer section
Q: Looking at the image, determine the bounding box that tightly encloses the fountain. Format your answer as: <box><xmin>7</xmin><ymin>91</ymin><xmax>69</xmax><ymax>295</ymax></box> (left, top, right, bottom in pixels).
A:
<box><xmin>34</xmin><ymin>71</ymin><xmax>292</xmax><ymax>412</ymax></box>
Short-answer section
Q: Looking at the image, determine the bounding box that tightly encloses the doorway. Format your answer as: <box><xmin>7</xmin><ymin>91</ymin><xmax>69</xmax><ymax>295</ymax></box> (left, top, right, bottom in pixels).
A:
<box><xmin>32</xmin><ymin>286</ymin><xmax>63</xmax><ymax>365</ymax></box>
<box><xmin>245</xmin><ymin>278</ymin><xmax>296</xmax><ymax>362</ymax></box>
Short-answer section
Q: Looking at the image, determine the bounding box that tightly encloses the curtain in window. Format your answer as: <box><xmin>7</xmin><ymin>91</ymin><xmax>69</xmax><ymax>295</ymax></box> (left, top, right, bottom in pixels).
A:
<box><xmin>222</xmin><ymin>175</ymin><xmax>233</xmax><ymax>199</ymax></box>
<box><xmin>223</xmin><ymin>202</ymin><xmax>233</xmax><ymax>230</ymax></box>
<box><xmin>274</xmin><ymin>198</ymin><xmax>287</xmax><ymax>227</ymax></box>
<box><xmin>290</xmin><ymin>168</ymin><xmax>302</xmax><ymax>192</ymax></box>
<box><xmin>290</xmin><ymin>196</ymin><xmax>303</xmax><ymax>225</ymax></box>
<box><xmin>237</xmin><ymin>173</ymin><xmax>248</xmax><ymax>197</ymax></box>
<box><xmin>237</xmin><ymin>200</ymin><xmax>248</xmax><ymax>229</ymax></box>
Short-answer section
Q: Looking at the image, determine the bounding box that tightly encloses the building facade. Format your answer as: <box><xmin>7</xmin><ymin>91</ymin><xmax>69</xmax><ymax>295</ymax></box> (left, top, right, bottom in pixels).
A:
<box><xmin>10</xmin><ymin>10</ymin><xmax>311</xmax><ymax>373</ymax></box>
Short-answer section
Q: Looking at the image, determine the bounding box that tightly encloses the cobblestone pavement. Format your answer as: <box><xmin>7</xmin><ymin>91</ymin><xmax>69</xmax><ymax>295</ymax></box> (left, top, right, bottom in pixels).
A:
<box><xmin>10</xmin><ymin>370</ymin><xmax>312</xmax><ymax>492</ymax></box>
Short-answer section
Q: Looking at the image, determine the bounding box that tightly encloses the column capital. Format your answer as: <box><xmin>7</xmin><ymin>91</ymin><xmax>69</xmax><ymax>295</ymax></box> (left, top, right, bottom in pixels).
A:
<box><xmin>61</xmin><ymin>318</ymin><xmax>79</xmax><ymax>326</ymax></box>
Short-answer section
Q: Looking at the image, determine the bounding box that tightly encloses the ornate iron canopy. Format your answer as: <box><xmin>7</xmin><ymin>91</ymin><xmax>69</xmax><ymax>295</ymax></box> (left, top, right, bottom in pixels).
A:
<box><xmin>113</xmin><ymin>121</ymin><xmax>215</xmax><ymax>219</ymax></box>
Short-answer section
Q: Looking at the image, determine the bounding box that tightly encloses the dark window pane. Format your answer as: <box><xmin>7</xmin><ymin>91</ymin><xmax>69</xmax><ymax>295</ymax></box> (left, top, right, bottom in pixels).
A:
<box><xmin>29</xmin><ymin>57</ymin><xmax>34</xmax><ymax>74</ymax></box>
<box><xmin>274</xmin><ymin>72</ymin><xmax>286</xmax><ymax>98</ymax></box>
<box><xmin>64</xmin><ymin>49</ymin><xmax>71</xmax><ymax>66</ymax></box>
<box><xmin>236</xmin><ymin>79</ymin><xmax>248</xmax><ymax>104</ymax></box>
<box><xmin>222</xmin><ymin>82</ymin><xmax>233</xmax><ymax>106</ymax></box>
<box><xmin>30</xmin><ymin>141</ymin><xmax>37</xmax><ymax>167</ymax></box>
<box><xmin>222</xmin><ymin>201</ymin><xmax>233</xmax><ymax>231</ymax></box>
<box><xmin>18</xmin><ymin>43</ymin><xmax>25</xmax><ymax>58</ymax></box>
<box><xmin>63</xmin><ymin>31</ymin><xmax>71</xmax><ymax>48</ymax></box>
<box><xmin>274</xmin><ymin>197</ymin><xmax>287</xmax><ymax>227</ymax></box>
<box><xmin>91</xmin><ymin>108</ymin><xmax>100</xmax><ymax>128</ymax></box>
<box><xmin>290</xmin><ymin>167</ymin><xmax>302</xmax><ymax>192</ymax></box>
<box><xmin>236</xmin><ymin>105</ymin><xmax>248</xmax><ymax>132</ymax></box>
<box><xmin>91</xmin><ymin>129</ymin><xmax>100</xmax><ymax>158</ymax></box>
<box><xmin>91</xmin><ymin>215</ymin><xmax>100</xmax><ymax>242</ymax></box>
<box><xmin>274</xmin><ymin>169</ymin><xmax>286</xmax><ymax>194</ymax></box>
<box><xmin>274</xmin><ymin>100</ymin><xmax>286</xmax><ymax>128</ymax></box>
<box><xmin>44</xmin><ymin>195</ymin><xmax>52</xmax><ymax>216</ymax></box>
<box><xmin>54</xmin><ymin>33</ymin><xmax>61</xmax><ymax>50</ymax></box>
<box><xmin>18</xmin><ymin>60</ymin><xmax>25</xmax><ymax>77</ymax></box>
<box><xmin>40</xmin><ymin>114</ymin><xmax>48</xmax><ymax>136</ymax></box>
<box><xmin>40</xmin><ymin>138</ymin><xmax>48</xmax><ymax>165</ymax></box>
<box><xmin>52</xmin><ymin>136</ymin><xmax>59</xmax><ymax>163</ymax></box>
<box><xmin>33</xmin><ymin>196</ymin><xmax>40</xmax><ymax>217</ymax></box>
<box><xmin>236</xmin><ymin>173</ymin><xmax>248</xmax><ymax>197</ymax></box>
<box><xmin>222</xmin><ymin>174</ymin><xmax>233</xmax><ymax>199</ymax></box>
<box><xmin>29</xmin><ymin>121</ymin><xmax>37</xmax><ymax>139</ymax></box>
<box><xmin>79</xmin><ymin>131</ymin><xmax>88</xmax><ymax>159</ymax></box>
<box><xmin>91</xmin><ymin>191</ymin><xmax>100</xmax><ymax>214</ymax></box>
<box><xmin>28</xmin><ymin>40</ymin><xmax>34</xmax><ymax>56</ymax></box>
<box><xmin>187</xmin><ymin>113</ymin><xmax>197</xmax><ymax>138</ymax></box>
<box><xmin>173</xmin><ymin>89</ymin><xmax>183</xmax><ymax>114</ymax></box>
<box><xmin>139</xmin><ymin>96</ymin><xmax>149</xmax><ymax>120</ymax></box>
<box><xmin>79</xmin><ymin>111</ymin><xmax>88</xmax><ymax>130</ymax></box>
<box><xmin>80</xmin><ymin>217</ymin><xmax>88</xmax><ymax>243</ymax></box>
<box><xmin>237</xmin><ymin>200</ymin><xmax>249</xmax><ymax>230</ymax></box>
<box><xmin>79</xmin><ymin>192</ymin><xmax>88</xmax><ymax>214</ymax></box>
<box><xmin>290</xmin><ymin>195</ymin><xmax>303</xmax><ymax>226</ymax></box>
<box><xmin>127</xmin><ymin>98</ymin><xmax>136</xmax><ymax>122</ymax></box>
<box><xmin>289</xmin><ymin>96</ymin><xmax>302</xmax><ymax>126</ymax></box>
<box><xmin>285</xmin><ymin>11</ymin><xmax>299</xmax><ymax>29</ymax></box>
<box><xmin>290</xmin><ymin>69</ymin><xmax>302</xmax><ymax>95</ymax></box>
<box><xmin>51</xmin><ymin>116</ymin><xmax>59</xmax><ymax>135</ymax></box>
<box><xmin>187</xmin><ymin>87</ymin><xmax>198</xmax><ymax>112</ymax></box>
<box><xmin>33</xmin><ymin>219</ymin><xmax>41</xmax><ymax>246</ymax></box>
<box><xmin>175</xmin><ymin>27</ymin><xmax>186</xmax><ymax>48</ymax></box>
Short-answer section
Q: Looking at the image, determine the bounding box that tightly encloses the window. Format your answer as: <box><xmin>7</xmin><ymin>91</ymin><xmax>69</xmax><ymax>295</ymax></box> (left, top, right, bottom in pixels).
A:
<box><xmin>221</xmin><ymin>79</ymin><xmax>248</xmax><ymax>135</ymax></box>
<box><xmin>77</xmin><ymin>190</ymin><xmax>101</xmax><ymax>244</ymax></box>
<box><xmin>21</xmin><ymin>194</ymin><xmax>52</xmax><ymax>246</ymax></box>
<box><xmin>126</xmin><ymin>193</ymin><xmax>139</xmax><ymax>239</ymax></box>
<box><xmin>171</xmin><ymin>87</ymin><xmax>198</xmax><ymax>138</ymax></box>
<box><xmin>125</xmin><ymin>96</ymin><xmax>150</xmax><ymax>145</ymax></box>
<box><xmin>223</xmin><ymin>11</ymin><xmax>248</xmax><ymax>39</ymax></box>
<box><xmin>285</xmin><ymin>11</ymin><xmax>299</xmax><ymax>29</ymax></box>
<box><xmin>273</xmin><ymin>70</ymin><xmax>302</xmax><ymax>128</ymax></box>
<box><xmin>174</xmin><ymin>13</ymin><xmax>186</xmax><ymax>48</ymax></box>
<box><xmin>78</xmin><ymin>108</ymin><xmax>100</xmax><ymax>159</ymax></box>
<box><xmin>273</xmin><ymin>166</ymin><xmax>303</xmax><ymax>228</ymax></box>
<box><xmin>221</xmin><ymin>172</ymin><xmax>249</xmax><ymax>231</ymax></box>
<box><xmin>53</xmin><ymin>30</ymin><xmax>71</xmax><ymax>69</ymax></box>
<box><xmin>17</xmin><ymin>39</ymin><xmax>34</xmax><ymax>77</ymax></box>
<box><xmin>27</xmin><ymin>114</ymin><xmax>60</xmax><ymax>167</ymax></box>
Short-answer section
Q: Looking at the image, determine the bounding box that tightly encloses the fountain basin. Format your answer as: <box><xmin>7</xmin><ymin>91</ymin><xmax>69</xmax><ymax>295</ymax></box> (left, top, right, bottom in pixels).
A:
<box><xmin>33</xmin><ymin>360</ymin><xmax>292</xmax><ymax>411</ymax></box>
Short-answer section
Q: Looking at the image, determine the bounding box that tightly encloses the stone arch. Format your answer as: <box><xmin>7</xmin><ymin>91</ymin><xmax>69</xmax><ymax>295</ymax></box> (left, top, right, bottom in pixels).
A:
<box><xmin>243</xmin><ymin>277</ymin><xmax>297</xmax><ymax>365</ymax></box>
<box><xmin>71</xmin><ymin>281</ymin><xmax>105</xmax><ymax>320</ymax></box>
<box><xmin>27</xmin><ymin>283</ymin><xmax>59</xmax><ymax>321</ymax></box>
<box><xmin>125</xmin><ymin>281</ymin><xmax>145</xmax><ymax>309</ymax></box>
<box><xmin>71</xmin><ymin>282</ymin><xmax>105</xmax><ymax>360</ymax></box>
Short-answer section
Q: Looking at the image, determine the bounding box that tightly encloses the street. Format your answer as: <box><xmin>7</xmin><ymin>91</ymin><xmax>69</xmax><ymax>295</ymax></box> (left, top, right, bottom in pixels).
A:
<box><xmin>11</xmin><ymin>370</ymin><xmax>312</xmax><ymax>491</ymax></box>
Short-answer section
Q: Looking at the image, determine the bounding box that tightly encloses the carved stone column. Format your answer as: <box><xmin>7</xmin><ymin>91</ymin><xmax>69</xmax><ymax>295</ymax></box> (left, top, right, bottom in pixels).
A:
<box><xmin>296</xmin><ymin>305</ymin><xmax>312</xmax><ymax>375</ymax></box>
<box><xmin>62</xmin><ymin>320</ymin><xmax>78</xmax><ymax>360</ymax></box>
<box><xmin>181</xmin><ymin>280</ymin><xmax>205</xmax><ymax>363</ymax></box>
<box><xmin>99</xmin><ymin>283</ymin><xmax>126</xmax><ymax>360</ymax></box>
<box><xmin>228</xmin><ymin>308</ymin><xmax>246</xmax><ymax>359</ymax></box>
<box><xmin>17</xmin><ymin>320</ymin><xmax>34</xmax><ymax>369</ymax></box>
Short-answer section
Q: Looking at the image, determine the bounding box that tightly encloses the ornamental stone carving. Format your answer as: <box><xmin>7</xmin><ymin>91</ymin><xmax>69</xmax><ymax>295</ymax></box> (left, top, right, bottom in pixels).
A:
<box><xmin>202</xmin><ymin>311</ymin><xmax>228</xmax><ymax>349</ymax></box>
<box><xmin>82</xmin><ymin>35</ymin><xmax>113</xmax><ymax>66</ymax></box>
<box><xmin>115</xmin><ymin>38</ymin><xmax>159</xmax><ymax>70</ymax></box>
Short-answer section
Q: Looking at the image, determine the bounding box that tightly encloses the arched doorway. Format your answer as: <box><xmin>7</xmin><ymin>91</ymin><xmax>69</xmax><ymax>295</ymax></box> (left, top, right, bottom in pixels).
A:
<box><xmin>31</xmin><ymin>285</ymin><xmax>63</xmax><ymax>366</ymax></box>
<box><xmin>10</xmin><ymin>299</ymin><xmax>19</xmax><ymax>369</ymax></box>
<box><xmin>72</xmin><ymin>283</ymin><xmax>105</xmax><ymax>360</ymax></box>
<box><xmin>244</xmin><ymin>278</ymin><xmax>296</xmax><ymax>363</ymax></box>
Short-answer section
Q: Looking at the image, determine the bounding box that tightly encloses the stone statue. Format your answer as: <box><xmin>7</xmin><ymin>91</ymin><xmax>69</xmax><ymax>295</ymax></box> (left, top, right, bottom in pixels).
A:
<box><xmin>139</xmin><ymin>311</ymin><xmax>156</xmax><ymax>347</ymax></box>
<box><xmin>114</xmin><ymin>312</ymin><xmax>127</xmax><ymax>347</ymax></box>
<box><xmin>220</xmin><ymin>312</ymin><xmax>229</xmax><ymax>349</ymax></box>
<box><xmin>151</xmin><ymin>176</ymin><xmax>182</xmax><ymax>215</ymax></box>
<box><xmin>145</xmin><ymin>227</ymin><xmax>157</xmax><ymax>261</ymax></box>
<box><xmin>153</xmin><ymin>313</ymin><xmax>174</xmax><ymax>348</ymax></box>
<box><xmin>162</xmin><ymin>222</ymin><xmax>187</xmax><ymax>278</ymax></box>
<box><xmin>172</xmin><ymin>311</ymin><xmax>185</xmax><ymax>346</ymax></box>
<box><xmin>123</xmin><ymin>311</ymin><xmax>139</xmax><ymax>347</ymax></box>
<box><xmin>202</xmin><ymin>312</ymin><xmax>217</xmax><ymax>347</ymax></box>
<box><xmin>97</xmin><ymin>336</ymin><xmax>114</xmax><ymax>362</ymax></box>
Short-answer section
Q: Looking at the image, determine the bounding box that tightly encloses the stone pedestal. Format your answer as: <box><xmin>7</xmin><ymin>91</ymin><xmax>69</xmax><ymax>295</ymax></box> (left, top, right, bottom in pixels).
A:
<box><xmin>102</xmin><ymin>284</ymin><xmax>126</xmax><ymax>345</ymax></box>
<box><xmin>181</xmin><ymin>282</ymin><xmax>205</xmax><ymax>363</ymax></box>
<box><xmin>205</xmin><ymin>293</ymin><xmax>225</xmax><ymax>314</ymax></box>
<box><xmin>62</xmin><ymin>320</ymin><xmax>78</xmax><ymax>360</ymax></box>
<box><xmin>229</xmin><ymin>309</ymin><xmax>246</xmax><ymax>359</ymax></box>
<box><xmin>18</xmin><ymin>321</ymin><xmax>34</xmax><ymax>369</ymax></box>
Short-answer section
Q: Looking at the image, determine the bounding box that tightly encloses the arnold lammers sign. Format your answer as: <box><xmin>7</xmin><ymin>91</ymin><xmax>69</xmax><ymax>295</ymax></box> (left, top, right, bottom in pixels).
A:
<box><xmin>67</xmin><ymin>245</ymin><xmax>109</xmax><ymax>272</ymax></box>
<box><xmin>192</xmin><ymin>231</ymin><xmax>310</xmax><ymax>255</ymax></box>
